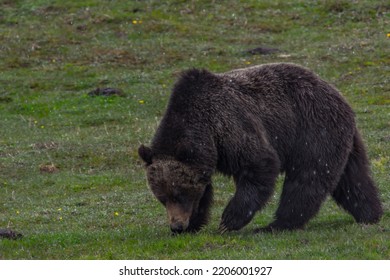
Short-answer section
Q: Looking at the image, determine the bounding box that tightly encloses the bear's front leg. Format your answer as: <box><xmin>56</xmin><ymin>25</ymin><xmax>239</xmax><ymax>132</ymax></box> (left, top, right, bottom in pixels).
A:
<box><xmin>219</xmin><ymin>187</ymin><xmax>264</xmax><ymax>233</ymax></box>
<box><xmin>219</xmin><ymin>160</ymin><xmax>278</xmax><ymax>233</ymax></box>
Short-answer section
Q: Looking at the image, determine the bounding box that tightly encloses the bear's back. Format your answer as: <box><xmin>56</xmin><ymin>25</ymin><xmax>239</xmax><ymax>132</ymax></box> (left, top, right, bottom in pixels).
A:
<box><xmin>151</xmin><ymin>63</ymin><xmax>355</xmax><ymax>168</ymax></box>
<box><xmin>221</xmin><ymin>63</ymin><xmax>355</xmax><ymax>126</ymax></box>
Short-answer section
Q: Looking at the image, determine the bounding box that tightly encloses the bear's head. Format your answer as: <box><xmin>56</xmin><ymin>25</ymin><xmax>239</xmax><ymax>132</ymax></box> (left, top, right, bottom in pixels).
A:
<box><xmin>138</xmin><ymin>144</ymin><xmax>213</xmax><ymax>234</ymax></box>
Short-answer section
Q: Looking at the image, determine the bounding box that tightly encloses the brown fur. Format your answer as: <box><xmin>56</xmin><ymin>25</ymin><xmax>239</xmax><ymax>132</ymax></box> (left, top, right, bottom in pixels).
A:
<box><xmin>139</xmin><ymin>63</ymin><xmax>383</xmax><ymax>234</ymax></box>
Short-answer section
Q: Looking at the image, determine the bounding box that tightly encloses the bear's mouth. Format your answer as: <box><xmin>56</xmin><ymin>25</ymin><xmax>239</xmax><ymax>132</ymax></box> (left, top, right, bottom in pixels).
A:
<box><xmin>170</xmin><ymin>221</ymin><xmax>188</xmax><ymax>234</ymax></box>
<box><xmin>166</xmin><ymin>202</ymin><xmax>192</xmax><ymax>234</ymax></box>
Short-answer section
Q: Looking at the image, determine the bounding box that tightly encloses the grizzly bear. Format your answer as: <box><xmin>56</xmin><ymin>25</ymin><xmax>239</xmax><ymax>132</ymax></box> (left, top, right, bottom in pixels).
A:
<box><xmin>138</xmin><ymin>63</ymin><xmax>383</xmax><ymax>234</ymax></box>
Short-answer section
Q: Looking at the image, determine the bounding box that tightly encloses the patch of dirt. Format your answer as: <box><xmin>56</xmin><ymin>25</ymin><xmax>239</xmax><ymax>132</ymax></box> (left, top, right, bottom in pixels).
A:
<box><xmin>381</xmin><ymin>135</ymin><xmax>390</xmax><ymax>142</ymax></box>
<box><xmin>39</xmin><ymin>163</ymin><xmax>59</xmax><ymax>173</ymax></box>
<box><xmin>0</xmin><ymin>96</ymin><xmax>13</xmax><ymax>103</ymax></box>
<box><xmin>32</xmin><ymin>141</ymin><xmax>59</xmax><ymax>150</ymax></box>
<box><xmin>98</xmin><ymin>49</ymin><xmax>145</xmax><ymax>65</ymax></box>
<box><xmin>88</xmin><ymin>87</ymin><xmax>124</xmax><ymax>97</ymax></box>
<box><xmin>35</xmin><ymin>5</ymin><xmax>68</xmax><ymax>16</ymax></box>
<box><xmin>0</xmin><ymin>229</ymin><xmax>23</xmax><ymax>240</ymax></box>
<box><xmin>244</xmin><ymin>46</ymin><xmax>281</xmax><ymax>55</ymax></box>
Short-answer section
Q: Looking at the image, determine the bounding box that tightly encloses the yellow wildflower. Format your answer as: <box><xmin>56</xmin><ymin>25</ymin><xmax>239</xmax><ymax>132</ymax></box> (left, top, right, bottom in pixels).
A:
<box><xmin>138</xmin><ymin>100</ymin><xmax>145</xmax><ymax>104</ymax></box>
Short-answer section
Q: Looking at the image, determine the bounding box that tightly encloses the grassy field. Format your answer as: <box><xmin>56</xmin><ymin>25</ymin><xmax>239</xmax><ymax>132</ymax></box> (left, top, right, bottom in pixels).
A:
<box><xmin>0</xmin><ymin>0</ymin><xmax>389</xmax><ymax>259</ymax></box>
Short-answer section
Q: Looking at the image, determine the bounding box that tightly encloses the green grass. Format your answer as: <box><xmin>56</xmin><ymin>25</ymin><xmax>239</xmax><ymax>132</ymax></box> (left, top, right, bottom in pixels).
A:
<box><xmin>1</xmin><ymin>0</ymin><xmax>389</xmax><ymax>259</ymax></box>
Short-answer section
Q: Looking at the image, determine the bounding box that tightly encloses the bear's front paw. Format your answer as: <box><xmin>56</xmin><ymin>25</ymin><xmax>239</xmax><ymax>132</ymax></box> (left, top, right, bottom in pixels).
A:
<box><xmin>218</xmin><ymin>218</ymin><xmax>247</xmax><ymax>234</ymax></box>
<box><xmin>219</xmin><ymin>208</ymin><xmax>255</xmax><ymax>233</ymax></box>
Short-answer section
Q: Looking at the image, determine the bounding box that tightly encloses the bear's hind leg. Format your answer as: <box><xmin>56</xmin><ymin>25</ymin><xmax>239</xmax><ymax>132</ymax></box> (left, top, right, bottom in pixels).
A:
<box><xmin>332</xmin><ymin>132</ymin><xmax>383</xmax><ymax>224</ymax></box>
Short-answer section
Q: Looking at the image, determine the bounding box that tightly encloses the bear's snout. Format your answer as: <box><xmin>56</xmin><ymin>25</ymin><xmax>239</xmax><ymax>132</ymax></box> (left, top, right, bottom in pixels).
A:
<box><xmin>166</xmin><ymin>203</ymin><xmax>191</xmax><ymax>234</ymax></box>
<box><xmin>170</xmin><ymin>222</ymin><xmax>185</xmax><ymax>234</ymax></box>
<box><xmin>169</xmin><ymin>218</ymin><xmax>190</xmax><ymax>234</ymax></box>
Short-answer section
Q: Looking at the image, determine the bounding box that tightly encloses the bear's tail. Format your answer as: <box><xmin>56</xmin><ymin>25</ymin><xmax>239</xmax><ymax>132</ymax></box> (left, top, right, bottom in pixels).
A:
<box><xmin>332</xmin><ymin>130</ymin><xmax>383</xmax><ymax>224</ymax></box>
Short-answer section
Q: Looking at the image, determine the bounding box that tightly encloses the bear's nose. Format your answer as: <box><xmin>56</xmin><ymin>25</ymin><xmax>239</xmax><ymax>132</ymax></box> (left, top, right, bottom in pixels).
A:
<box><xmin>170</xmin><ymin>223</ymin><xmax>184</xmax><ymax>234</ymax></box>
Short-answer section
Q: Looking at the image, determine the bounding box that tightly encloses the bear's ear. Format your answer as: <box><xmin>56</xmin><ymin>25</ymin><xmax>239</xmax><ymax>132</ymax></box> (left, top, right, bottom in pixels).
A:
<box><xmin>138</xmin><ymin>144</ymin><xmax>153</xmax><ymax>165</ymax></box>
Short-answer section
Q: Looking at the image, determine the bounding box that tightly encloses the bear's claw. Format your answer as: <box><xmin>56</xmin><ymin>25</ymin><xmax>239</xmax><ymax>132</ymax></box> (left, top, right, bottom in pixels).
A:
<box><xmin>218</xmin><ymin>223</ymin><xmax>229</xmax><ymax>234</ymax></box>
